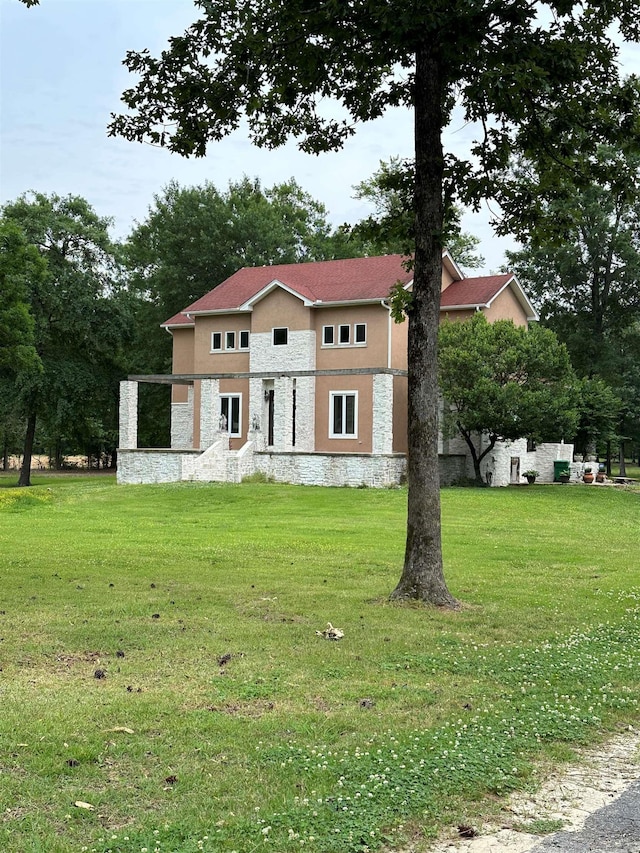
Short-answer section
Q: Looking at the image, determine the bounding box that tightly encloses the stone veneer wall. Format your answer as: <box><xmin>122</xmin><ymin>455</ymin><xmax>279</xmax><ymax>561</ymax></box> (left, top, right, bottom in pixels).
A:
<box><xmin>170</xmin><ymin>387</ymin><xmax>194</xmax><ymax>448</ymax></box>
<box><xmin>254</xmin><ymin>451</ymin><xmax>406</xmax><ymax>488</ymax></box>
<box><xmin>119</xmin><ymin>381</ymin><xmax>138</xmax><ymax>450</ymax></box>
<box><xmin>250</xmin><ymin>330</ymin><xmax>316</xmax><ymax>372</ymax></box>
<box><xmin>372</xmin><ymin>373</ymin><xmax>394</xmax><ymax>455</ymax></box>
<box><xmin>117</xmin><ymin>448</ymin><xmax>201</xmax><ymax>484</ymax></box>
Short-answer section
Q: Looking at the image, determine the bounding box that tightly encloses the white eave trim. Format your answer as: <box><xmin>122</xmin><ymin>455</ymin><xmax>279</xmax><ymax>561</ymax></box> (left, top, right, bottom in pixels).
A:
<box><xmin>160</xmin><ymin>318</ymin><xmax>195</xmax><ymax>329</ymax></box>
<box><xmin>441</xmin><ymin>249</ymin><xmax>464</xmax><ymax>281</ymax></box>
<box><xmin>313</xmin><ymin>298</ymin><xmax>390</xmax><ymax>308</ymax></box>
<box><xmin>180</xmin><ymin>307</ymin><xmax>252</xmax><ymax>317</ymax></box>
<box><xmin>240</xmin><ymin>279</ymin><xmax>314</xmax><ymax>309</ymax></box>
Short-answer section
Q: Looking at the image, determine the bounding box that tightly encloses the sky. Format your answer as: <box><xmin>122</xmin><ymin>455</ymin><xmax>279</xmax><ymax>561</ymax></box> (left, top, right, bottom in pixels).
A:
<box><xmin>1</xmin><ymin>0</ymin><xmax>640</xmax><ymax>274</ymax></box>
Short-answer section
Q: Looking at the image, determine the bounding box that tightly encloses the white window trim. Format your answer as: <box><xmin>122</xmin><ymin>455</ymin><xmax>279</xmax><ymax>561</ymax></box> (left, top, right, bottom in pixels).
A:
<box><xmin>225</xmin><ymin>331</ymin><xmax>236</xmax><ymax>351</ymax></box>
<box><xmin>322</xmin><ymin>325</ymin><xmax>335</xmax><ymax>346</ymax></box>
<box><xmin>220</xmin><ymin>393</ymin><xmax>242</xmax><ymax>437</ymax></box>
<box><xmin>272</xmin><ymin>326</ymin><xmax>289</xmax><ymax>346</ymax></box>
<box><xmin>338</xmin><ymin>324</ymin><xmax>351</xmax><ymax>345</ymax></box>
<box><xmin>211</xmin><ymin>331</ymin><xmax>222</xmax><ymax>352</ymax></box>
<box><xmin>239</xmin><ymin>329</ymin><xmax>250</xmax><ymax>350</ymax></box>
<box><xmin>329</xmin><ymin>391</ymin><xmax>358</xmax><ymax>439</ymax></box>
<box><xmin>354</xmin><ymin>322</ymin><xmax>367</xmax><ymax>345</ymax></box>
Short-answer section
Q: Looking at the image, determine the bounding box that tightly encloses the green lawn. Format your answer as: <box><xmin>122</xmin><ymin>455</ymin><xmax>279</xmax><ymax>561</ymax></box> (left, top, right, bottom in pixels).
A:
<box><xmin>0</xmin><ymin>475</ymin><xmax>638</xmax><ymax>853</ymax></box>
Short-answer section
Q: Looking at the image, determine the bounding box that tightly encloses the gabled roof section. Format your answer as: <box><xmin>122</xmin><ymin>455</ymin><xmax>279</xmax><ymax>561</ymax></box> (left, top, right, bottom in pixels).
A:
<box><xmin>440</xmin><ymin>274</ymin><xmax>538</xmax><ymax>320</ymax></box>
<box><xmin>238</xmin><ymin>278</ymin><xmax>315</xmax><ymax>310</ymax></box>
<box><xmin>174</xmin><ymin>255</ymin><xmax>414</xmax><ymax>318</ymax></box>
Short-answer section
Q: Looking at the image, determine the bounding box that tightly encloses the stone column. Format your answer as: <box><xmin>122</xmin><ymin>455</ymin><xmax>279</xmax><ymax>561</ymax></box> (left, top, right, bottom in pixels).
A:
<box><xmin>248</xmin><ymin>378</ymin><xmax>266</xmax><ymax>450</ymax></box>
<box><xmin>273</xmin><ymin>376</ymin><xmax>293</xmax><ymax>451</ymax></box>
<box><xmin>372</xmin><ymin>373</ymin><xmax>394</xmax><ymax>454</ymax></box>
<box><xmin>293</xmin><ymin>376</ymin><xmax>315</xmax><ymax>452</ymax></box>
<box><xmin>119</xmin><ymin>381</ymin><xmax>138</xmax><ymax>449</ymax></box>
<box><xmin>199</xmin><ymin>378</ymin><xmax>220</xmax><ymax>449</ymax></box>
<box><xmin>171</xmin><ymin>385</ymin><xmax>194</xmax><ymax>448</ymax></box>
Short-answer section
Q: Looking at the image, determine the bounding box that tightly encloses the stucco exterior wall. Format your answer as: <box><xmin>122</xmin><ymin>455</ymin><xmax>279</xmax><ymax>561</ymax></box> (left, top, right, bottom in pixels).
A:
<box><xmin>314</xmin><ymin>303</ymin><xmax>389</xmax><ymax>370</ymax></box>
<box><xmin>193</xmin><ymin>314</ymin><xmax>251</xmax><ymax>373</ymax></box>
<box><xmin>440</xmin><ymin>308</ymin><xmax>475</xmax><ymax>324</ymax></box>
<box><xmin>251</xmin><ymin>288</ymin><xmax>311</xmax><ymax>332</ymax></box>
<box><xmin>314</xmin><ymin>373</ymin><xmax>373</xmax><ymax>453</ymax></box>
<box><xmin>483</xmin><ymin>288</ymin><xmax>529</xmax><ymax>326</ymax></box>
<box><xmin>170</xmin><ymin>327</ymin><xmax>195</xmax><ymax>403</ymax></box>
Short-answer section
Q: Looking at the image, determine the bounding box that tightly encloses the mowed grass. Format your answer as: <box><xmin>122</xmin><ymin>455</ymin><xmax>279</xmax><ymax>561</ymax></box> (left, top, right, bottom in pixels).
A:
<box><xmin>0</xmin><ymin>475</ymin><xmax>639</xmax><ymax>853</ymax></box>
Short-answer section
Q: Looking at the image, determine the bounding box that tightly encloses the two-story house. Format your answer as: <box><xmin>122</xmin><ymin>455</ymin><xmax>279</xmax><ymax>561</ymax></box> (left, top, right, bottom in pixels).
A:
<box><xmin>118</xmin><ymin>252</ymin><xmax>573</xmax><ymax>486</ymax></box>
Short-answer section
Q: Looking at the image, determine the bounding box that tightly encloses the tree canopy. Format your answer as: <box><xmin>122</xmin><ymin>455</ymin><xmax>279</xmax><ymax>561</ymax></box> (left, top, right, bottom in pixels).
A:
<box><xmin>439</xmin><ymin>314</ymin><xmax>579</xmax><ymax>484</ymax></box>
<box><xmin>348</xmin><ymin>157</ymin><xmax>485</xmax><ymax>269</ymax></box>
<box><xmin>1</xmin><ymin>192</ymin><xmax>130</xmax><ymax>485</ymax></box>
<box><xmin>506</xmin><ymin>143</ymin><xmax>640</xmax><ymax>462</ymax></box>
<box><xmin>0</xmin><ymin>219</ymin><xmax>44</xmax><ymax>381</ymax></box>
<box><xmin>107</xmin><ymin>0</ymin><xmax>640</xmax><ymax>606</ymax></box>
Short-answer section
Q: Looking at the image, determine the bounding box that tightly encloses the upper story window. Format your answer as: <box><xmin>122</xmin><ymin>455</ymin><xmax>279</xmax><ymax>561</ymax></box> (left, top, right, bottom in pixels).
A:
<box><xmin>273</xmin><ymin>327</ymin><xmax>288</xmax><ymax>346</ymax></box>
<box><xmin>321</xmin><ymin>322</ymin><xmax>367</xmax><ymax>347</ymax></box>
<box><xmin>211</xmin><ymin>329</ymin><xmax>250</xmax><ymax>353</ymax></box>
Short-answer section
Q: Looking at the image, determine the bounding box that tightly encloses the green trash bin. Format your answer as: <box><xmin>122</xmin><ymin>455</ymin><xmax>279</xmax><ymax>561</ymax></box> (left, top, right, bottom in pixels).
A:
<box><xmin>554</xmin><ymin>460</ymin><xmax>570</xmax><ymax>482</ymax></box>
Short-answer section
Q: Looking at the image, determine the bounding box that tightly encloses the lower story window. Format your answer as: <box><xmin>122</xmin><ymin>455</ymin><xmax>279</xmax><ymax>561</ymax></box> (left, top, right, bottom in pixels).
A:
<box><xmin>330</xmin><ymin>391</ymin><xmax>357</xmax><ymax>438</ymax></box>
<box><xmin>220</xmin><ymin>394</ymin><xmax>241</xmax><ymax>437</ymax></box>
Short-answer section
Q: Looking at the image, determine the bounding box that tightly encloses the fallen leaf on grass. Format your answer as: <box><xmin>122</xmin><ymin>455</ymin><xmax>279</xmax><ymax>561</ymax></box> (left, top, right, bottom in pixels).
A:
<box><xmin>107</xmin><ymin>726</ymin><xmax>135</xmax><ymax>734</ymax></box>
<box><xmin>74</xmin><ymin>801</ymin><xmax>95</xmax><ymax>811</ymax></box>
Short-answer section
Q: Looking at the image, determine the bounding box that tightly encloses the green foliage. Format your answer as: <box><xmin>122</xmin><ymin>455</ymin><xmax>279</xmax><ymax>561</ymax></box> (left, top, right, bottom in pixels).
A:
<box><xmin>0</xmin><ymin>477</ymin><xmax>639</xmax><ymax>852</ymax></box>
<box><xmin>574</xmin><ymin>376</ymin><xmax>621</xmax><ymax>454</ymax></box>
<box><xmin>506</xmin><ymin>144</ymin><xmax>640</xmax><ymax>454</ymax></box>
<box><xmin>1</xmin><ymin>193</ymin><xmax>130</xmax><ymax>474</ymax></box>
<box><xmin>438</xmin><ymin>315</ymin><xmax>579</xmax><ymax>481</ymax></box>
<box><xmin>0</xmin><ymin>220</ymin><xmax>44</xmax><ymax>380</ymax></box>
<box><xmin>350</xmin><ymin>157</ymin><xmax>485</xmax><ymax>268</ymax></box>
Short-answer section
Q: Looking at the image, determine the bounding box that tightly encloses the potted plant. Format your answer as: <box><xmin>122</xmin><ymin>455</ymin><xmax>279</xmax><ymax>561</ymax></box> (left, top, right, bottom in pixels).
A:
<box><xmin>522</xmin><ymin>469</ymin><xmax>539</xmax><ymax>484</ymax></box>
<box><xmin>596</xmin><ymin>463</ymin><xmax>606</xmax><ymax>483</ymax></box>
<box><xmin>583</xmin><ymin>466</ymin><xmax>594</xmax><ymax>484</ymax></box>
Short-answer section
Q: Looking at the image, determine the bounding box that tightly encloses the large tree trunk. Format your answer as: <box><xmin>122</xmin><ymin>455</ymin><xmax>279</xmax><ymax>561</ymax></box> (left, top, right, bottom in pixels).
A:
<box><xmin>390</xmin><ymin>45</ymin><xmax>458</xmax><ymax>608</ymax></box>
<box><xmin>18</xmin><ymin>412</ymin><xmax>36</xmax><ymax>487</ymax></box>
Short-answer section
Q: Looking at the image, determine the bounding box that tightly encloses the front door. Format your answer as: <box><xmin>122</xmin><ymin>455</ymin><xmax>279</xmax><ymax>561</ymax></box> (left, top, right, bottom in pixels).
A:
<box><xmin>510</xmin><ymin>456</ymin><xmax>520</xmax><ymax>484</ymax></box>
